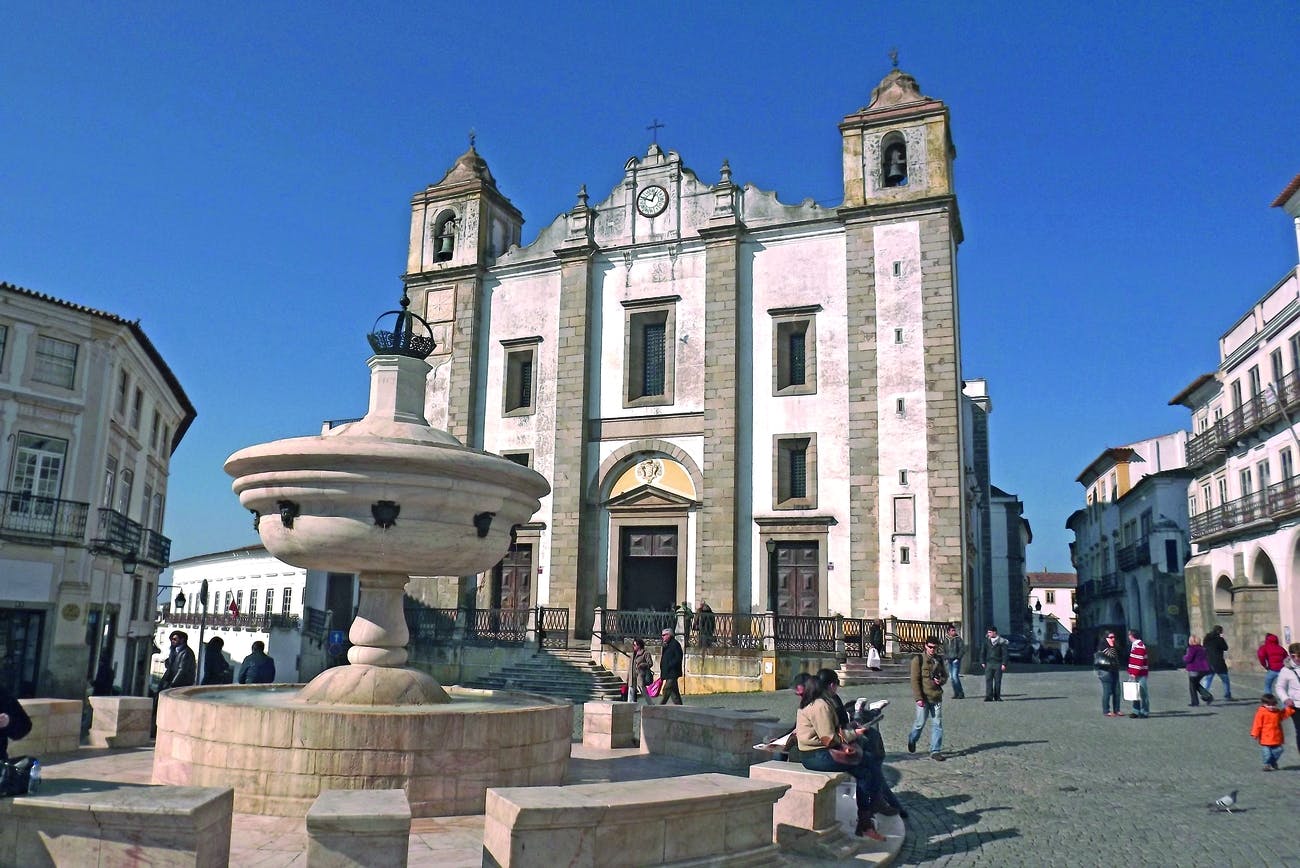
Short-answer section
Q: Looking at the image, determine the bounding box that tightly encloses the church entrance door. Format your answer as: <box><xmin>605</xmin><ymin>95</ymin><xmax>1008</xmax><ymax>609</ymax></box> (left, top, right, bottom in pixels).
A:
<box><xmin>619</xmin><ymin>527</ymin><xmax>677</xmax><ymax>611</ymax></box>
<box><xmin>774</xmin><ymin>542</ymin><xmax>819</xmax><ymax>616</ymax></box>
<box><xmin>492</xmin><ymin>543</ymin><xmax>533</xmax><ymax>610</ymax></box>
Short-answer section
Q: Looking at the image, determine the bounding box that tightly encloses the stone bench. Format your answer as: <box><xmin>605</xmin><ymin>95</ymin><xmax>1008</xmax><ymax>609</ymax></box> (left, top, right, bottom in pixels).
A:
<box><xmin>749</xmin><ymin>761</ymin><xmax>860</xmax><ymax>860</ymax></box>
<box><xmin>307</xmin><ymin>788</ymin><xmax>411</xmax><ymax>867</ymax></box>
<box><xmin>483</xmin><ymin>773</ymin><xmax>789</xmax><ymax>867</ymax></box>
<box><xmin>17</xmin><ymin>698</ymin><xmax>82</xmax><ymax>755</ymax></box>
<box><xmin>639</xmin><ymin>705</ymin><xmax>782</xmax><ymax>771</ymax></box>
<box><xmin>88</xmin><ymin>695</ymin><xmax>154</xmax><ymax>748</ymax></box>
<box><xmin>0</xmin><ymin>783</ymin><xmax>233</xmax><ymax>867</ymax></box>
<box><xmin>582</xmin><ymin>701</ymin><xmax>636</xmax><ymax>749</ymax></box>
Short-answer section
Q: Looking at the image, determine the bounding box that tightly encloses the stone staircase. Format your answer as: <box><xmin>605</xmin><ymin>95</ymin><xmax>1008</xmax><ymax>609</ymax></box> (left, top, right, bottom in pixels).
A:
<box><xmin>837</xmin><ymin>655</ymin><xmax>911</xmax><ymax>686</ymax></box>
<box><xmin>459</xmin><ymin>648</ymin><xmax>626</xmax><ymax>702</ymax></box>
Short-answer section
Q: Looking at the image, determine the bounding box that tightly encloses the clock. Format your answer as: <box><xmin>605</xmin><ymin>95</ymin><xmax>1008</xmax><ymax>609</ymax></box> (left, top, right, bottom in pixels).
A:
<box><xmin>636</xmin><ymin>184</ymin><xmax>668</xmax><ymax>217</ymax></box>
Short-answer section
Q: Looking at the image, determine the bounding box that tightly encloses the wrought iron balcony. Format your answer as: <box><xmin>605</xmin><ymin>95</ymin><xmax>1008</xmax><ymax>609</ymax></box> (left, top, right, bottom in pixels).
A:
<box><xmin>1188</xmin><ymin>372</ymin><xmax>1300</xmax><ymax>472</ymax></box>
<box><xmin>1189</xmin><ymin>490</ymin><xmax>1269</xmax><ymax>541</ymax></box>
<box><xmin>1099</xmin><ymin>572</ymin><xmax>1123</xmax><ymax>594</ymax></box>
<box><xmin>139</xmin><ymin>528</ymin><xmax>172</xmax><ymax>568</ymax></box>
<box><xmin>88</xmin><ymin>507</ymin><xmax>143</xmax><ymax>558</ymax></box>
<box><xmin>1116</xmin><ymin>538</ymin><xmax>1152</xmax><ymax>571</ymax></box>
<box><xmin>0</xmin><ymin>490</ymin><xmax>89</xmax><ymax>545</ymax></box>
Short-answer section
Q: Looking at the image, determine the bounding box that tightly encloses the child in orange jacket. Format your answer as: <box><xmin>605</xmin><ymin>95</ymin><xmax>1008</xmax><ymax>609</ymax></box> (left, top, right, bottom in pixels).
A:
<box><xmin>1251</xmin><ymin>693</ymin><xmax>1296</xmax><ymax>771</ymax></box>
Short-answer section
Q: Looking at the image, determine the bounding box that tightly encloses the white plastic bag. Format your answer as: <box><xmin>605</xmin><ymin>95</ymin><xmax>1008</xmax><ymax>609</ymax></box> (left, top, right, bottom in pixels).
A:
<box><xmin>867</xmin><ymin>647</ymin><xmax>882</xmax><ymax>671</ymax></box>
<box><xmin>1122</xmin><ymin>680</ymin><xmax>1141</xmax><ymax>701</ymax></box>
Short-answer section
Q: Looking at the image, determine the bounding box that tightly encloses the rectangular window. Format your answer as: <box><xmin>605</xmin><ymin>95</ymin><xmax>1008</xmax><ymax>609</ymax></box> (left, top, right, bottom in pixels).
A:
<box><xmin>118</xmin><ymin>468</ymin><xmax>133</xmax><ymax>516</ymax></box>
<box><xmin>236</xmin><ymin>590</ymin><xmax>243</xmax><ymax>612</ymax></box>
<box><xmin>895</xmin><ymin>397</ymin><xmax>905</xmax><ymax>414</ymax></box>
<box><xmin>1201</xmin><ymin>483</ymin><xmax>1212</xmax><ymax>508</ymax></box>
<box><xmin>265</xmin><ymin>589</ymin><xmax>274</xmax><ymax>614</ymax></box>
<box><xmin>1271</xmin><ymin>349</ymin><xmax>1284</xmax><ymax>390</ymax></box>
<box><xmin>150</xmin><ymin>411</ymin><xmax>161</xmax><ymax>450</ymax></box>
<box><xmin>502</xmin><ymin>451</ymin><xmax>532</xmax><ymax>467</ymax></box>
<box><xmin>10</xmin><ymin>433</ymin><xmax>68</xmax><ymax>504</ymax></box>
<box><xmin>501</xmin><ymin>338</ymin><xmax>541</xmax><ymax>417</ymax></box>
<box><xmin>1292</xmin><ymin>333</ymin><xmax>1300</xmax><ymax>376</ymax></box>
<box><xmin>151</xmin><ymin>493</ymin><xmax>164</xmax><ymax>531</ymax></box>
<box><xmin>102</xmin><ymin>456</ymin><xmax>118</xmax><ymax>507</ymax></box>
<box><xmin>1240</xmin><ymin>469</ymin><xmax>1253</xmax><ymax>496</ymax></box>
<box><xmin>130</xmin><ymin>388</ymin><xmax>143</xmax><ymax>430</ymax></box>
<box><xmin>130</xmin><ymin>578</ymin><xmax>142</xmax><ymax>620</ymax></box>
<box><xmin>1230</xmin><ymin>380</ymin><xmax>1243</xmax><ymax>409</ymax></box>
<box><xmin>893</xmin><ymin>495</ymin><xmax>916</xmax><ymax>535</ymax></box>
<box><xmin>1248</xmin><ymin>365</ymin><xmax>1262</xmax><ymax>396</ymax></box>
<box><xmin>1141</xmin><ymin>509</ymin><xmax>1153</xmax><ymax>536</ymax></box>
<box><xmin>1188</xmin><ymin>495</ymin><xmax>1198</xmax><ymax>516</ymax></box>
<box><xmin>0</xmin><ymin>324</ymin><xmax>7</xmax><ymax>371</ymax></box>
<box><xmin>33</xmin><ymin>336</ymin><xmax>78</xmax><ymax>388</ymax></box>
<box><xmin>117</xmin><ymin>371</ymin><xmax>129</xmax><ymax>414</ymax></box>
<box><xmin>623</xmin><ymin>297</ymin><xmax>677</xmax><ymax>407</ymax></box>
<box><xmin>892</xmin><ymin>261</ymin><xmax>902</xmax><ymax>277</ymax></box>
<box><xmin>1045</xmin><ymin>590</ymin><xmax>1056</xmax><ymax>604</ymax></box>
<box><xmin>1282</xmin><ymin>448</ymin><xmax>1294</xmax><ymax>480</ymax></box>
<box><xmin>1217</xmin><ymin>476</ymin><xmax>1228</xmax><ymax>505</ymax></box>
<box><xmin>894</xmin><ymin>328</ymin><xmax>904</xmax><ymax>344</ymax></box>
<box><xmin>1259</xmin><ymin>460</ymin><xmax>1271</xmax><ymax>489</ymax></box>
<box><xmin>1109</xmin><ymin>472</ymin><xmax>1118</xmax><ymax>501</ymax></box>
<box><xmin>899</xmin><ymin>546</ymin><xmax>910</xmax><ymax>564</ymax></box>
<box><xmin>160</xmin><ymin>425</ymin><xmax>171</xmax><ymax>456</ymax></box>
<box><xmin>142</xmin><ymin>484</ymin><xmax>154</xmax><ymax>528</ymax></box>
<box><xmin>772</xmin><ymin>306</ymin><xmax>820</xmax><ymax>396</ymax></box>
<box><xmin>1213</xmin><ymin>407</ymin><xmax>1223</xmax><ymax>422</ymax></box>
<box><xmin>281</xmin><ymin>587</ymin><xmax>292</xmax><ymax>614</ymax></box>
<box><xmin>899</xmin><ymin>469</ymin><xmax>908</xmax><ymax>485</ymax></box>
<box><xmin>249</xmin><ymin>589</ymin><xmax>258</xmax><ymax>614</ymax></box>
<box><xmin>775</xmin><ymin>434</ymin><xmax>817</xmax><ymax>509</ymax></box>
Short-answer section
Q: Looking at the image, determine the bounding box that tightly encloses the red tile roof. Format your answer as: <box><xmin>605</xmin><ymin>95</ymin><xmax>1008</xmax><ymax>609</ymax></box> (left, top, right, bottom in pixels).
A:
<box><xmin>1273</xmin><ymin>173</ymin><xmax>1300</xmax><ymax>208</ymax></box>
<box><xmin>1026</xmin><ymin>571</ymin><xmax>1076</xmax><ymax>588</ymax></box>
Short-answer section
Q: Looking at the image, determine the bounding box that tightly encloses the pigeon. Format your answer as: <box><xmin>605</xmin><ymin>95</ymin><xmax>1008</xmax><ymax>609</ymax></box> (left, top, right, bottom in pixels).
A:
<box><xmin>1209</xmin><ymin>790</ymin><xmax>1238</xmax><ymax>813</ymax></box>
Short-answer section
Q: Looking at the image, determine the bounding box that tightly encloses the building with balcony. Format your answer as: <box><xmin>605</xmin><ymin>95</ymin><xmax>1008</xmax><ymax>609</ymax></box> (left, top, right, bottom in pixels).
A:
<box><xmin>0</xmin><ymin>281</ymin><xmax>194</xmax><ymax>699</ymax></box>
<box><xmin>1067</xmin><ymin>433</ymin><xmax>1193</xmax><ymax>665</ymax></box>
<box><xmin>1026</xmin><ymin>570</ymin><xmax>1076</xmax><ymax>658</ymax></box>
<box><xmin>1171</xmin><ymin>173</ymin><xmax>1300</xmax><ymax>659</ymax></box>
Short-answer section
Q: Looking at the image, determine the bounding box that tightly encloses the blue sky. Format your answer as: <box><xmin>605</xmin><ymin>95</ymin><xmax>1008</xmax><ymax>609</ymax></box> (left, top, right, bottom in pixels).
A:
<box><xmin>2</xmin><ymin>4</ymin><xmax>1298</xmax><ymax>578</ymax></box>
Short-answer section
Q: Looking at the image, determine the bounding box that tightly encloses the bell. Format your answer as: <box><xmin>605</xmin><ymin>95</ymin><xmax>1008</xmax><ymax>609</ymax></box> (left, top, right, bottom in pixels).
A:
<box><xmin>885</xmin><ymin>148</ymin><xmax>907</xmax><ymax>186</ymax></box>
<box><xmin>436</xmin><ymin>228</ymin><xmax>455</xmax><ymax>261</ymax></box>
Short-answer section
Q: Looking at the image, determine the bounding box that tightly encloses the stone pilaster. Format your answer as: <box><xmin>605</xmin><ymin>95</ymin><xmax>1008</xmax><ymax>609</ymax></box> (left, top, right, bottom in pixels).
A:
<box><xmin>698</xmin><ymin>222</ymin><xmax>744</xmax><ymax>612</ymax></box>
<box><xmin>840</xmin><ymin>215</ymin><xmax>880</xmax><ymax>619</ymax></box>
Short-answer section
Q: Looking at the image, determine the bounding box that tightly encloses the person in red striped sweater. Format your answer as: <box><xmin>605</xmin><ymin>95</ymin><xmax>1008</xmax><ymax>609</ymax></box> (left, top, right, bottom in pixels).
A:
<box><xmin>1127</xmin><ymin>629</ymin><xmax>1150</xmax><ymax>718</ymax></box>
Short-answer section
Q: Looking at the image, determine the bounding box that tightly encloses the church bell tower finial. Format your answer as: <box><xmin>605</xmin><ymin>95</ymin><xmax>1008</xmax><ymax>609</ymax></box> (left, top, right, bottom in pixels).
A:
<box><xmin>889</xmin><ymin>47</ymin><xmax>899</xmax><ymax>69</ymax></box>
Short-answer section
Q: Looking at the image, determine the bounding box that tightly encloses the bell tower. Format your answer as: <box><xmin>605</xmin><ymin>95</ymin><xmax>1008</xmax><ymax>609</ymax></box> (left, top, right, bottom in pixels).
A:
<box><xmin>401</xmin><ymin>144</ymin><xmax>523</xmax><ymax>447</ymax></box>
<box><xmin>839</xmin><ymin>66</ymin><xmax>967</xmax><ymax>626</ymax></box>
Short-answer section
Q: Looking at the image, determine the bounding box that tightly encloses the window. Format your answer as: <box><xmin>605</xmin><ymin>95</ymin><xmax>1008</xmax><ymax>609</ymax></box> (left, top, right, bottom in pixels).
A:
<box><xmin>264</xmin><ymin>589</ymin><xmax>273</xmax><ymax>614</ymax></box>
<box><xmin>1292</xmin><ymin>333</ymin><xmax>1300</xmax><ymax>377</ymax></box>
<box><xmin>772</xmin><ymin>306</ymin><xmax>819</xmax><ymax>396</ymax></box>
<box><xmin>1140</xmin><ymin>509</ymin><xmax>1153</xmax><ymax>536</ymax></box>
<box><xmin>102</xmin><ymin>456</ymin><xmax>118</xmax><ymax>507</ymax></box>
<box><xmin>130</xmin><ymin>578</ymin><xmax>142</xmax><ymax>620</ymax></box>
<box><xmin>1240</xmin><ymin>468</ymin><xmax>1253</xmax><ymax>496</ymax></box>
<box><xmin>1259</xmin><ymin>460</ymin><xmax>1272</xmax><ymax>490</ymax></box>
<box><xmin>10</xmin><ymin>433</ymin><xmax>68</xmax><ymax>504</ymax></box>
<box><xmin>893</xmin><ymin>495</ymin><xmax>916</xmax><ymax>534</ymax></box>
<box><xmin>623</xmin><ymin>297</ymin><xmax>677</xmax><ymax>407</ymax></box>
<box><xmin>116</xmin><ymin>371</ymin><xmax>129</xmax><ymax>415</ymax></box>
<box><xmin>1213</xmin><ymin>407</ymin><xmax>1223</xmax><ymax>422</ymax></box>
<box><xmin>1283</xmin><ymin>448</ymin><xmax>1294</xmax><ymax>480</ymax></box>
<box><xmin>1189</xmin><ymin>494</ymin><xmax>1198</xmax><ymax>515</ymax></box>
<box><xmin>142</xmin><ymin>484</ymin><xmax>153</xmax><ymax>528</ymax></box>
<box><xmin>1230</xmin><ymin>380</ymin><xmax>1243</xmax><ymax>409</ymax></box>
<box><xmin>1201</xmin><ymin>483</ymin><xmax>1212</xmax><ymax>508</ymax></box>
<box><xmin>33</xmin><ymin>336</ymin><xmax>78</xmax><ymax>388</ymax></box>
<box><xmin>501</xmin><ymin>337</ymin><xmax>541</xmax><ymax>417</ymax></box>
<box><xmin>502</xmin><ymin>451</ymin><xmax>532</xmax><ymax>467</ymax></box>
<box><xmin>1045</xmin><ymin>590</ymin><xmax>1056</xmax><ymax>604</ymax></box>
<box><xmin>160</xmin><ymin>425</ymin><xmax>171</xmax><ymax>456</ymax></box>
<box><xmin>1271</xmin><ymin>349</ymin><xmax>1284</xmax><ymax>390</ymax></box>
<box><xmin>892</xmin><ymin>261</ymin><xmax>902</xmax><ymax>277</ymax></box>
<box><xmin>130</xmin><ymin>388</ymin><xmax>143</xmax><ymax>430</ymax></box>
<box><xmin>894</xmin><ymin>328</ymin><xmax>904</xmax><ymax>344</ymax></box>
<box><xmin>1216</xmin><ymin>477</ymin><xmax>1228</xmax><ymax>505</ymax></box>
<box><xmin>775</xmin><ymin>434</ymin><xmax>817</xmax><ymax>509</ymax></box>
<box><xmin>899</xmin><ymin>469</ymin><xmax>909</xmax><ymax>485</ymax></box>
<box><xmin>281</xmin><ymin>587</ymin><xmax>293</xmax><ymax>614</ymax></box>
<box><xmin>1108</xmin><ymin>472</ymin><xmax>1118</xmax><ymax>501</ymax></box>
<box><xmin>150</xmin><ymin>411</ymin><xmax>161</xmax><ymax>450</ymax></box>
<box><xmin>899</xmin><ymin>546</ymin><xmax>911</xmax><ymax>564</ymax></box>
<box><xmin>151</xmin><ymin>492</ymin><xmax>164</xmax><ymax>531</ymax></box>
<box><xmin>118</xmin><ymin>468</ymin><xmax>133</xmax><ymax>516</ymax></box>
<box><xmin>236</xmin><ymin>590</ymin><xmax>244</xmax><ymax>612</ymax></box>
<box><xmin>896</xmin><ymin>397</ymin><xmax>906</xmax><ymax>414</ymax></box>
<box><xmin>1248</xmin><ymin>365</ymin><xmax>1262</xmax><ymax>397</ymax></box>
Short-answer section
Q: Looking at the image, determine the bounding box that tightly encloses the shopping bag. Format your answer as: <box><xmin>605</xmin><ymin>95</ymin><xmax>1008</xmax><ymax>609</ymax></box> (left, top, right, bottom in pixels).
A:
<box><xmin>866</xmin><ymin>647</ymin><xmax>882</xmax><ymax>671</ymax></box>
<box><xmin>646</xmin><ymin>678</ymin><xmax>663</xmax><ymax>698</ymax></box>
<box><xmin>1122</xmin><ymin>680</ymin><xmax>1141</xmax><ymax>702</ymax></box>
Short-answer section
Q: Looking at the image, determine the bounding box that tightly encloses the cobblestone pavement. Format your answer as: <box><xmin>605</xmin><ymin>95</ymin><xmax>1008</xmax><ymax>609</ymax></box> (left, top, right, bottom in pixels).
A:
<box><xmin>693</xmin><ymin>666</ymin><xmax>1299</xmax><ymax>867</ymax></box>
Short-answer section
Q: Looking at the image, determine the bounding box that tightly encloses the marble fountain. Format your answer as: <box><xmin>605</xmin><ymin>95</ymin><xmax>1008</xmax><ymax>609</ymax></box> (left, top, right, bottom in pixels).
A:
<box><xmin>152</xmin><ymin>295</ymin><xmax>566</xmax><ymax>817</ymax></box>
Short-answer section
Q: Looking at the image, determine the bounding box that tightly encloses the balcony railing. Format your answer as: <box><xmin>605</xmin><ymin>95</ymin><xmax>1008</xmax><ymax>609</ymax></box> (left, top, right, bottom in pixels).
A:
<box><xmin>1190</xmin><ymin>476</ymin><xmax>1300</xmax><ymax>541</ymax></box>
<box><xmin>1187</xmin><ymin>372</ymin><xmax>1300</xmax><ymax>471</ymax></box>
<box><xmin>0</xmin><ymin>490</ymin><xmax>89</xmax><ymax>545</ymax></box>
<box><xmin>89</xmin><ymin>508</ymin><xmax>142</xmax><ymax>558</ymax></box>
<box><xmin>1099</xmin><ymin>573</ymin><xmax>1123</xmax><ymax>594</ymax></box>
<box><xmin>162</xmin><ymin>611</ymin><xmax>301</xmax><ymax>631</ymax></box>
<box><xmin>139</xmin><ymin>528</ymin><xmax>172</xmax><ymax>567</ymax></box>
<box><xmin>1116</xmin><ymin>538</ymin><xmax>1151</xmax><ymax>571</ymax></box>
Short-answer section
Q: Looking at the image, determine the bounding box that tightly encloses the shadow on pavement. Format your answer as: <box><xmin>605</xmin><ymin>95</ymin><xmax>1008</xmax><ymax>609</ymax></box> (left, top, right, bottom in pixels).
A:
<box><xmin>942</xmin><ymin>739</ymin><xmax>1049</xmax><ymax>758</ymax></box>
<box><xmin>995</xmin><ymin>695</ymin><xmax>1067</xmax><ymax>702</ymax></box>
<box><xmin>35</xmin><ymin>777</ymin><xmax>155</xmax><ymax>795</ymax></box>
<box><xmin>890</xmin><ymin>792</ymin><xmax>1022</xmax><ymax>865</ymax></box>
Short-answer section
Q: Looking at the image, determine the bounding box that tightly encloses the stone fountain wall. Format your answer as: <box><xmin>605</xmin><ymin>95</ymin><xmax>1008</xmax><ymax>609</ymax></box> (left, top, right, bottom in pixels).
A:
<box><xmin>153</xmin><ymin>686</ymin><xmax>572</xmax><ymax>817</ymax></box>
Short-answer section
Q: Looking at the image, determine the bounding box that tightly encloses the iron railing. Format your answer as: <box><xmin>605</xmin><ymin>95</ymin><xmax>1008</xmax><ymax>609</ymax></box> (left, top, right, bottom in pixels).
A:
<box><xmin>162</xmin><ymin>612</ymin><xmax>301</xmax><ymax>631</ymax></box>
<box><xmin>1116</xmin><ymin>538</ymin><xmax>1151</xmax><ymax>571</ymax></box>
<box><xmin>1187</xmin><ymin>372</ymin><xmax>1300</xmax><ymax>471</ymax></box>
<box><xmin>601</xmin><ymin>610</ymin><xmax>676</xmax><ymax>644</ymax></box>
<box><xmin>537</xmin><ymin>606</ymin><xmax>569</xmax><ymax>649</ymax></box>
<box><xmin>843</xmin><ymin>618</ymin><xmax>868</xmax><ymax>657</ymax></box>
<box><xmin>887</xmin><ymin>617</ymin><xmax>954</xmax><ymax>653</ymax></box>
<box><xmin>774</xmin><ymin>615</ymin><xmax>837</xmax><ymax>653</ymax></box>
<box><xmin>0</xmin><ymin>491</ymin><xmax>89</xmax><ymax>545</ymax></box>
<box><xmin>88</xmin><ymin>507</ymin><xmax>143</xmax><ymax>558</ymax></box>
<box><xmin>139</xmin><ymin>528</ymin><xmax>172</xmax><ymax>567</ymax></box>
<box><xmin>467</xmin><ymin>608</ymin><xmax>529</xmax><ymax>645</ymax></box>
<box><xmin>1100</xmin><ymin>572</ymin><xmax>1123</xmax><ymax>594</ymax></box>
<box><xmin>405</xmin><ymin>606</ymin><xmax>459</xmax><ymax>646</ymax></box>
<box><xmin>688</xmin><ymin>612</ymin><xmax>763</xmax><ymax>649</ymax></box>
<box><xmin>1190</xmin><ymin>489</ymin><xmax>1269</xmax><ymax>540</ymax></box>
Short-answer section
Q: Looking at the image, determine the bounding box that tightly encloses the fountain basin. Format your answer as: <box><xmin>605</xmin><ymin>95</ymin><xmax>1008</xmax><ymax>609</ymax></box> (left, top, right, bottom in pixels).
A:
<box><xmin>152</xmin><ymin>684</ymin><xmax>572</xmax><ymax>817</ymax></box>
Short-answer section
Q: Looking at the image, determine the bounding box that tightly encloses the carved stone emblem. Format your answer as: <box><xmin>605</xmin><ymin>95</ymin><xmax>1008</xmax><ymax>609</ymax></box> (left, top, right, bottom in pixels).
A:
<box><xmin>635</xmin><ymin>459</ymin><xmax>664</xmax><ymax>486</ymax></box>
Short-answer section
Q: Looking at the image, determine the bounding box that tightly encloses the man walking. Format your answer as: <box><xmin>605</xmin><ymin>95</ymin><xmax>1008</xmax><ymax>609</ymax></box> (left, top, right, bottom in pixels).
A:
<box><xmin>943</xmin><ymin>624</ymin><xmax>966</xmax><ymax>699</ymax></box>
<box><xmin>237</xmin><ymin>640</ymin><xmax>277</xmax><ymax>684</ymax></box>
<box><xmin>1203</xmin><ymin>625</ymin><xmax>1233</xmax><ymax>700</ymax></box>
<box><xmin>1127</xmin><ymin>628</ymin><xmax>1150</xmax><ymax>718</ymax></box>
<box><xmin>979</xmin><ymin>627</ymin><xmax>1008</xmax><ymax>701</ymax></box>
<box><xmin>908</xmin><ymin>637</ymin><xmax>948</xmax><ymax>761</ymax></box>
<box><xmin>658</xmin><ymin>627</ymin><xmax>684</xmax><ymax>705</ymax></box>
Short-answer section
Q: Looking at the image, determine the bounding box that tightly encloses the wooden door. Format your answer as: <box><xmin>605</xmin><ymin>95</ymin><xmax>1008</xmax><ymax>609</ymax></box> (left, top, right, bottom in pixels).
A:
<box><xmin>774</xmin><ymin>542</ymin><xmax>819</xmax><ymax>616</ymax></box>
<box><xmin>493</xmin><ymin>544</ymin><xmax>533</xmax><ymax>609</ymax></box>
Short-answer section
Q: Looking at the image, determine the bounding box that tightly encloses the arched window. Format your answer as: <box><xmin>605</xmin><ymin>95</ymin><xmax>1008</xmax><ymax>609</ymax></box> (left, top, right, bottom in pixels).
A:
<box><xmin>881</xmin><ymin>132</ymin><xmax>908</xmax><ymax>188</ymax></box>
<box><xmin>1213</xmin><ymin>575</ymin><xmax>1234</xmax><ymax>613</ymax></box>
<box><xmin>433</xmin><ymin>211</ymin><xmax>457</xmax><ymax>262</ymax></box>
<box><xmin>1253</xmin><ymin>550</ymin><xmax>1278</xmax><ymax>586</ymax></box>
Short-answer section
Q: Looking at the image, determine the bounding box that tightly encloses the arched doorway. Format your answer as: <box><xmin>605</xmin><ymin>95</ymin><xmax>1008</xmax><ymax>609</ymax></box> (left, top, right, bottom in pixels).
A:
<box><xmin>602</xmin><ymin>455</ymin><xmax>700</xmax><ymax>611</ymax></box>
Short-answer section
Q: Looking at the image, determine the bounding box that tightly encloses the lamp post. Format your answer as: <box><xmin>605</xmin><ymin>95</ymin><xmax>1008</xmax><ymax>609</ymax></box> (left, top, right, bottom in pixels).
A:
<box><xmin>196</xmin><ymin>578</ymin><xmax>210</xmax><ymax>685</ymax></box>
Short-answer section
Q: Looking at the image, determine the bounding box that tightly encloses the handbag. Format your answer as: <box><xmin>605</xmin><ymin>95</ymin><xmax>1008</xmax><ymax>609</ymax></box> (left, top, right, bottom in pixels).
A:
<box><xmin>0</xmin><ymin>756</ymin><xmax>35</xmax><ymax>797</ymax></box>
<box><xmin>645</xmin><ymin>677</ymin><xmax>663</xmax><ymax>698</ymax></box>
<box><xmin>1122</xmin><ymin>680</ymin><xmax>1141</xmax><ymax>701</ymax></box>
<box><xmin>828</xmin><ymin>742</ymin><xmax>862</xmax><ymax>765</ymax></box>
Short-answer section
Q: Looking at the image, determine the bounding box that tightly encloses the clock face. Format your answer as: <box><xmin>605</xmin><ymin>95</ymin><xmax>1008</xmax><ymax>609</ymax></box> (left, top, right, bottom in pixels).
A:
<box><xmin>636</xmin><ymin>184</ymin><xmax>668</xmax><ymax>217</ymax></box>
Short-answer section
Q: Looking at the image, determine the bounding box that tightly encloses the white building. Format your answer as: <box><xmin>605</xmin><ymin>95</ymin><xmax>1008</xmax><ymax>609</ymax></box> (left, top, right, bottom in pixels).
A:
<box><xmin>1027</xmin><ymin>570</ymin><xmax>1076</xmax><ymax>657</ymax></box>
<box><xmin>0</xmin><ymin>281</ymin><xmax>194</xmax><ymax>699</ymax></box>
<box><xmin>1068</xmin><ymin>433</ymin><xmax>1193</xmax><ymax>663</ymax></box>
<box><xmin>1173</xmin><ymin>173</ymin><xmax>1300</xmax><ymax>657</ymax></box>
<box><xmin>398</xmin><ymin>66</ymin><xmax>974</xmax><ymax>632</ymax></box>
<box><xmin>158</xmin><ymin>545</ymin><xmax>357</xmax><ymax>684</ymax></box>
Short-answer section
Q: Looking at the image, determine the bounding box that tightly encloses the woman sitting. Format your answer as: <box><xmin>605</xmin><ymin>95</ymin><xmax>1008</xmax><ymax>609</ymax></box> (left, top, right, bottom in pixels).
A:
<box><xmin>797</xmin><ymin>673</ymin><xmax>886</xmax><ymax>841</ymax></box>
<box><xmin>817</xmin><ymin>668</ymin><xmax>906</xmax><ymax>820</ymax></box>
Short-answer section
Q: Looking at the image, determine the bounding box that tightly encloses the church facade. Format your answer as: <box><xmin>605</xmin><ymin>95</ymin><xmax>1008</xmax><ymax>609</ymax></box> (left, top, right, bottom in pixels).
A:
<box><xmin>401</xmin><ymin>68</ymin><xmax>971</xmax><ymax>636</ymax></box>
